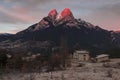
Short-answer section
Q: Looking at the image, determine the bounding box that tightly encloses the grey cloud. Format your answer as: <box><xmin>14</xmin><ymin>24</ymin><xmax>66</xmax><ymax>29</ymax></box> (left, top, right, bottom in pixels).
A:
<box><xmin>91</xmin><ymin>2</ymin><xmax>120</xmax><ymax>20</ymax></box>
<box><xmin>0</xmin><ymin>9</ymin><xmax>45</xmax><ymax>25</ymax></box>
<box><xmin>0</xmin><ymin>0</ymin><xmax>120</xmax><ymax>32</ymax></box>
<box><xmin>83</xmin><ymin>2</ymin><xmax>120</xmax><ymax>30</ymax></box>
<box><xmin>99</xmin><ymin>2</ymin><xmax>120</xmax><ymax>15</ymax></box>
<box><xmin>0</xmin><ymin>12</ymin><xmax>24</xmax><ymax>24</ymax></box>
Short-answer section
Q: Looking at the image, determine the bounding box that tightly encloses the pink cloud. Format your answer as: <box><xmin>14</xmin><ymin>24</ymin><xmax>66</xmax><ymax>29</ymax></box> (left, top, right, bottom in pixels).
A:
<box><xmin>0</xmin><ymin>6</ymin><xmax>37</xmax><ymax>23</ymax></box>
<box><xmin>9</xmin><ymin>29</ymin><xmax>20</xmax><ymax>34</ymax></box>
<box><xmin>12</xmin><ymin>5</ymin><xmax>28</xmax><ymax>14</ymax></box>
<box><xmin>4</xmin><ymin>0</ymin><xmax>11</xmax><ymax>3</ymax></box>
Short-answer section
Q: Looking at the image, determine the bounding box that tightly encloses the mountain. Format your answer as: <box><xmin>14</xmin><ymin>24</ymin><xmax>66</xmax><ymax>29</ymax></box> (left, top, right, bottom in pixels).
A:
<box><xmin>0</xmin><ymin>33</ymin><xmax>13</xmax><ymax>42</ymax></box>
<box><xmin>0</xmin><ymin>33</ymin><xmax>13</xmax><ymax>36</ymax></box>
<box><xmin>0</xmin><ymin>8</ymin><xmax>120</xmax><ymax>56</ymax></box>
<box><xmin>110</xmin><ymin>31</ymin><xmax>120</xmax><ymax>47</ymax></box>
<box><xmin>56</xmin><ymin>8</ymin><xmax>74</xmax><ymax>21</ymax></box>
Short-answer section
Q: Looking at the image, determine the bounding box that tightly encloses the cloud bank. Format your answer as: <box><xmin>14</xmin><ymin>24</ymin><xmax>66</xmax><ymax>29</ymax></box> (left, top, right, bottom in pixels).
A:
<box><xmin>0</xmin><ymin>0</ymin><xmax>120</xmax><ymax>33</ymax></box>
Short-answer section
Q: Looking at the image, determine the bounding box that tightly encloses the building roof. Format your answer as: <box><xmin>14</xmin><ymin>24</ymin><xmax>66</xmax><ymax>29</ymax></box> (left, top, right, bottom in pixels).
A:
<box><xmin>96</xmin><ymin>54</ymin><xmax>109</xmax><ymax>58</ymax></box>
<box><xmin>75</xmin><ymin>50</ymin><xmax>89</xmax><ymax>54</ymax></box>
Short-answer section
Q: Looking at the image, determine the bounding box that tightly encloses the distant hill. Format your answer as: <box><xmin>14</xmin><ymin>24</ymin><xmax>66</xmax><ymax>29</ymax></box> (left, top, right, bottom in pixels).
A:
<box><xmin>0</xmin><ymin>33</ymin><xmax>13</xmax><ymax>42</ymax></box>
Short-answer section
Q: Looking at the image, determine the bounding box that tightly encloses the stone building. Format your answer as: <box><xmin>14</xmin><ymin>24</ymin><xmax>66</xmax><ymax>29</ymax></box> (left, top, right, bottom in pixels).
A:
<box><xmin>96</xmin><ymin>54</ymin><xmax>109</xmax><ymax>62</ymax></box>
<box><xmin>73</xmin><ymin>50</ymin><xmax>90</xmax><ymax>62</ymax></box>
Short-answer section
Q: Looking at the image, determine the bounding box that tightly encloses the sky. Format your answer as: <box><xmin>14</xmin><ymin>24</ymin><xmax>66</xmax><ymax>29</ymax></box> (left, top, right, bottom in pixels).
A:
<box><xmin>0</xmin><ymin>0</ymin><xmax>120</xmax><ymax>33</ymax></box>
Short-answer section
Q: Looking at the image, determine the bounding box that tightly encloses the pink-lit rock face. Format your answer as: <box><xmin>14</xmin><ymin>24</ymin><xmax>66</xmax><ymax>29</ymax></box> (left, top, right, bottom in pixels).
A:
<box><xmin>48</xmin><ymin>9</ymin><xmax>58</xmax><ymax>20</ymax></box>
<box><xmin>57</xmin><ymin>8</ymin><xmax>74</xmax><ymax>21</ymax></box>
<box><xmin>39</xmin><ymin>8</ymin><xmax>75</xmax><ymax>26</ymax></box>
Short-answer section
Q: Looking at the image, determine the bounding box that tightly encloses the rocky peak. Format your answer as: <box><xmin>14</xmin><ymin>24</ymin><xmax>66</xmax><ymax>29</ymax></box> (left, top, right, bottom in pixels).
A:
<box><xmin>46</xmin><ymin>8</ymin><xmax>75</xmax><ymax>26</ymax></box>
<box><xmin>48</xmin><ymin>9</ymin><xmax>58</xmax><ymax>21</ymax></box>
<box><xmin>57</xmin><ymin>8</ymin><xmax>74</xmax><ymax>21</ymax></box>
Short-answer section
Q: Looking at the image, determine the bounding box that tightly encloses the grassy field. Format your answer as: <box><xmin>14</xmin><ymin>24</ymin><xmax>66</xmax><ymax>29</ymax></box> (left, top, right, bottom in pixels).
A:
<box><xmin>0</xmin><ymin>59</ymin><xmax>120</xmax><ymax>80</ymax></box>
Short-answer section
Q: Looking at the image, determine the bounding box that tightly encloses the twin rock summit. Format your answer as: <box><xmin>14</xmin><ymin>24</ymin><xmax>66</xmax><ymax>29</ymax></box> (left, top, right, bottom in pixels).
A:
<box><xmin>48</xmin><ymin>8</ymin><xmax>74</xmax><ymax>22</ymax></box>
<box><xmin>0</xmin><ymin>8</ymin><xmax>120</xmax><ymax>55</ymax></box>
<box><xmin>30</xmin><ymin>8</ymin><xmax>76</xmax><ymax>31</ymax></box>
<box><xmin>24</xmin><ymin>8</ymin><xmax>95</xmax><ymax>32</ymax></box>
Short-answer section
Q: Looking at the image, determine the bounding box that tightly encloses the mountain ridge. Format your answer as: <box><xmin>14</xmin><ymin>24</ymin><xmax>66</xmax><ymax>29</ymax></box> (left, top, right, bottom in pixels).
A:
<box><xmin>0</xmin><ymin>8</ymin><xmax>120</xmax><ymax>55</ymax></box>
